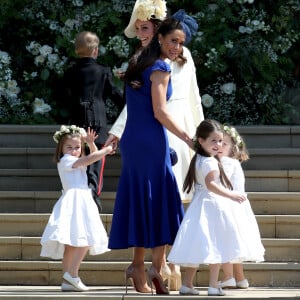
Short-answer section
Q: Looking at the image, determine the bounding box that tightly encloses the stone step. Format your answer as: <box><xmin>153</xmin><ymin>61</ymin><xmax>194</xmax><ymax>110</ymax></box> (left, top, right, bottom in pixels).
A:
<box><xmin>245</xmin><ymin>170</ymin><xmax>300</xmax><ymax>192</ymax></box>
<box><xmin>0</xmin><ymin>148</ymin><xmax>54</xmax><ymax>169</ymax></box>
<box><xmin>0</xmin><ymin>125</ymin><xmax>59</xmax><ymax>148</ymax></box>
<box><xmin>0</xmin><ymin>148</ymin><xmax>122</xmax><ymax>169</ymax></box>
<box><xmin>2</xmin><ymin>147</ymin><xmax>300</xmax><ymax>170</ymax></box>
<box><xmin>0</xmin><ymin>237</ymin><xmax>298</xmax><ymax>262</ymax></box>
<box><xmin>0</xmin><ymin>286</ymin><xmax>299</xmax><ymax>300</ymax></box>
<box><xmin>0</xmin><ymin>169</ymin><xmax>300</xmax><ymax>192</ymax></box>
<box><xmin>2</xmin><ymin>125</ymin><xmax>300</xmax><ymax>149</ymax></box>
<box><xmin>235</xmin><ymin>125</ymin><xmax>300</xmax><ymax>148</ymax></box>
<box><xmin>0</xmin><ymin>214</ymin><xmax>299</xmax><ymax>239</ymax></box>
<box><xmin>0</xmin><ymin>151</ymin><xmax>115</xmax><ymax>170</ymax></box>
<box><xmin>248</xmin><ymin>192</ymin><xmax>300</xmax><ymax>215</ymax></box>
<box><xmin>0</xmin><ymin>169</ymin><xmax>120</xmax><ymax>192</ymax></box>
<box><xmin>243</xmin><ymin>148</ymin><xmax>300</xmax><ymax>170</ymax></box>
<box><xmin>0</xmin><ymin>191</ymin><xmax>299</xmax><ymax>215</ymax></box>
<box><xmin>0</xmin><ymin>261</ymin><xmax>299</xmax><ymax>287</ymax></box>
<box><xmin>0</xmin><ymin>191</ymin><xmax>116</xmax><ymax>213</ymax></box>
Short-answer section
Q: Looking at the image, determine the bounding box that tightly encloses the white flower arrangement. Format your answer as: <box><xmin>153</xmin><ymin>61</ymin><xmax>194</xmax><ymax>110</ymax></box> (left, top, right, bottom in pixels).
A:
<box><xmin>32</xmin><ymin>97</ymin><xmax>51</xmax><ymax>114</ymax></box>
<box><xmin>0</xmin><ymin>50</ymin><xmax>26</xmax><ymax>120</ymax></box>
<box><xmin>112</xmin><ymin>62</ymin><xmax>128</xmax><ymax>77</ymax></box>
<box><xmin>201</xmin><ymin>94</ymin><xmax>214</xmax><ymax>108</ymax></box>
<box><xmin>53</xmin><ymin>125</ymin><xmax>87</xmax><ymax>144</ymax></box>
<box><xmin>223</xmin><ymin>125</ymin><xmax>244</xmax><ymax>147</ymax></box>
<box><xmin>1</xmin><ymin>0</ymin><xmax>299</xmax><ymax>125</ymax></box>
<box><xmin>106</xmin><ymin>35</ymin><xmax>130</xmax><ymax>58</ymax></box>
<box><xmin>220</xmin><ymin>82</ymin><xmax>236</xmax><ymax>94</ymax></box>
<box><xmin>26</xmin><ymin>42</ymin><xmax>67</xmax><ymax>76</ymax></box>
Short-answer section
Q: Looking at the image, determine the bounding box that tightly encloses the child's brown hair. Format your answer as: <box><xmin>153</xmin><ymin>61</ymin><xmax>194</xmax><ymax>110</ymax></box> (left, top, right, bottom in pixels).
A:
<box><xmin>183</xmin><ymin>119</ymin><xmax>233</xmax><ymax>193</ymax></box>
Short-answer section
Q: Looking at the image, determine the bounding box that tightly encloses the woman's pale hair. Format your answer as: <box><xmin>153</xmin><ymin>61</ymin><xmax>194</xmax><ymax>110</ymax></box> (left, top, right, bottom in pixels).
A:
<box><xmin>75</xmin><ymin>31</ymin><xmax>99</xmax><ymax>57</ymax></box>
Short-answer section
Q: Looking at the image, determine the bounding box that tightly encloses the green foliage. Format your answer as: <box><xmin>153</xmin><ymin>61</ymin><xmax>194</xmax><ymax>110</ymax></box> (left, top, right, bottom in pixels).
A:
<box><xmin>190</xmin><ymin>0</ymin><xmax>300</xmax><ymax>124</ymax></box>
<box><xmin>0</xmin><ymin>0</ymin><xmax>299</xmax><ymax>124</ymax></box>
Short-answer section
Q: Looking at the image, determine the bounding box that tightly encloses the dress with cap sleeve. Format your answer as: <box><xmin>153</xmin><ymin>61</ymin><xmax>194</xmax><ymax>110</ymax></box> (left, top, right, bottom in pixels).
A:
<box><xmin>108</xmin><ymin>59</ymin><xmax>184</xmax><ymax>249</ymax></box>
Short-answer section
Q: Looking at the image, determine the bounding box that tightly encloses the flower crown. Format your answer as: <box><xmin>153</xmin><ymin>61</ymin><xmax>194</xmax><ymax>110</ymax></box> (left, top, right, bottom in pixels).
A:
<box><xmin>222</xmin><ymin>125</ymin><xmax>244</xmax><ymax>147</ymax></box>
<box><xmin>53</xmin><ymin>125</ymin><xmax>86</xmax><ymax>144</ymax></box>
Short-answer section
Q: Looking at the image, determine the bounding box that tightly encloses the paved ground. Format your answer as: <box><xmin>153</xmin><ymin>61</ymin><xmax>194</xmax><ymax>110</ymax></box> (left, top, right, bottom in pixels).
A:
<box><xmin>0</xmin><ymin>286</ymin><xmax>299</xmax><ymax>299</ymax></box>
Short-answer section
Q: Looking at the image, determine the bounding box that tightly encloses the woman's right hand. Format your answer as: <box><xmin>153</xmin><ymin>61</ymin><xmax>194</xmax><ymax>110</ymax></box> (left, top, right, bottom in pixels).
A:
<box><xmin>104</xmin><ymin>134</ymin><xmax>119</xmax><ymax>152</ymax></box>
<box><xmin>186</xmin><ymin>137</ymin><xmax>194</xmax><ymax>149</ymax></box>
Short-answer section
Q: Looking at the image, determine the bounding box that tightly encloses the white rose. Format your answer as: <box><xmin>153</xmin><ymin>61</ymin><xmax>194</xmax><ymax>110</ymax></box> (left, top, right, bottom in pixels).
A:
<box><xmin>202</xmin><ymin>94</ymin><xmax>214</xmax><ymax>108</ymax></box>
<box><xmin>221</xmin><ymin>82</ymin><xmax>236</xmax><ymax>94</ymax></box>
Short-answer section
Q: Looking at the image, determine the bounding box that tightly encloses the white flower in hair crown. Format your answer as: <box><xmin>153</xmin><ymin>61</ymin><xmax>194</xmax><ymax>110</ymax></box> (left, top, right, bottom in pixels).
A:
<box><xmin>53</xmin><ymin>125</ymin><xmax>87</xmax><ymax>144</ymax></box>
<box><xmin>223</xmin><ymin>125</ymin><xmax>243</xmax><ymax>147</ymax></box>
<box><xmin>136</xmin><ymin>0</ymin><xmax>167</xmax><ymax>21</ymax></box>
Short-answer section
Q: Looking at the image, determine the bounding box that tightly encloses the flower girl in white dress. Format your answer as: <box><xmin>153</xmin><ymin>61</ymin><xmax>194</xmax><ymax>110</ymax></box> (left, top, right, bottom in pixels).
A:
<box><xmin>168</xmin><ymin>119</ymin><xmax>253</xmax><ymax>296</ymax></box>
<box><xmin>40</xmin><ymin>125</ymin><xmax>113</xmax><ymax>292</ymax></box>
<box><xmin>217</xmin><ymin>125</ymin><xmax>265</xmax><ymax>289</ymax></box>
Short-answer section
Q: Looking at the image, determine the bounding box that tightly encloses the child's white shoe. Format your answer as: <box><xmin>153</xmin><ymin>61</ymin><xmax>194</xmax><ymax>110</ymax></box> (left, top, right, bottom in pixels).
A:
<box><xmin>62</xmin><ymin>272</ymin><xmax>89</xmax><ymax>291</ymax></box>
<box><xmin>179</xmin><ymin>285</ymin><xmax>200</xmax><ymax>295</ymax></box>
<box><xmin>219</xmin><ymin>277</ymin><xmax>236</xmax><ymax>289</ymax></box>
<box><xmin>61</xmin><ymin>282</ymin><xmax>77</xmax><ymax>292</ymax></box>
<box><xmin>236</xmin><ymin>278</ymin><xmax>249</xmax><ymax>289</ymax></box>
<box><xmin>208</xmin><ymin>287</ymin><xmax>225</xmax><ymax>296</ymax></box>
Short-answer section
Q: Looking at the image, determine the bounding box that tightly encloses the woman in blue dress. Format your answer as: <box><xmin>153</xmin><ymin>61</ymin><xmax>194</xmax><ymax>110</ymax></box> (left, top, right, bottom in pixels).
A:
<box><xmin>108</xmin><ymin>18</ymin><xmax>193</xmax><ymax>294</ymax></box>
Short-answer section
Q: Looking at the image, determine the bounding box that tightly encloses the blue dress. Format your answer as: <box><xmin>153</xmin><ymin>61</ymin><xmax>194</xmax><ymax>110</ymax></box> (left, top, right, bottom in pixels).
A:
<box><xmin>108</xmin><ymin>60</ymin><xmax>184</xmax><ymax>249</ymax></box>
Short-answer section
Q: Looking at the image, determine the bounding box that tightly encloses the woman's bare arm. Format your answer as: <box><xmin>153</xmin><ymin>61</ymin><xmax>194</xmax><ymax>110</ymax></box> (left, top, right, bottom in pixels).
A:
<box><xmin>151</xmin><ymin>70</ymin><xmax>193</xmax><ymax>148</ymax></box>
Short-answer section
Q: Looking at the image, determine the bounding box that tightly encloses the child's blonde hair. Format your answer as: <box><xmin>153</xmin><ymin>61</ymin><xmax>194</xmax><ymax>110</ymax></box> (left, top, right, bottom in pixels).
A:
<box><xmin>53</xmin><ymin>125</ymin><xmax>86</xmax><ymax>162</ymax></box>
<box><xmin>222</xmin><ymin>125</ymin><xmax>249</xmax><ymax>162</ymax></box>
<box><xmin>75</xmin><ymin>31</ymin><xmax>99</xmax><ymax>57</ymax></box>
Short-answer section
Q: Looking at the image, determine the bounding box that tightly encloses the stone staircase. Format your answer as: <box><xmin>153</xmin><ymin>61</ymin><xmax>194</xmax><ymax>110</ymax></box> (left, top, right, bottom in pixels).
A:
<box><xmin>0</xmin><ymin>125</ymin><xmax>299</xmax><ymax>299</ymax></box>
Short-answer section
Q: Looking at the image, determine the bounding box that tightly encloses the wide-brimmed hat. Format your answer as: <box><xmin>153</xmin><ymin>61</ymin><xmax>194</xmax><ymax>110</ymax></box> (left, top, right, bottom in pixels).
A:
<box><xmin>124</xmin><ymin>0</ymin><xmax>167</xmax><ymax>38</ymax></box>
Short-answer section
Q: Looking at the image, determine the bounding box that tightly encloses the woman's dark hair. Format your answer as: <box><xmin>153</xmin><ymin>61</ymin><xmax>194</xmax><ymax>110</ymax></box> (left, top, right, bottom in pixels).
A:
<box><xmin>124</xmin><ymin>17</ymin><xmax>186</xmax><ymax>87</ymax></box>
<box><xmin>183</xmin><ymin>119</ymin><xmax>233</xmax><ymax>193</ymax></box>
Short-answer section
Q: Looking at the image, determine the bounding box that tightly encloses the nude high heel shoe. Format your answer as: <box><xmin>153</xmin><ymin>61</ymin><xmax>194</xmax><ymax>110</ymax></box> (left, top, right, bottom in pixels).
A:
<box><xmin>125</xmin><ymin>265</ymin><xmax>152</xmax><ymax>294</ymax></box>
<box><xmin>147</xmin><ymin>265</ymin><xmax>169</xmax><ymax>295</ymax></box>
<box><xmin>161</xmin><ymin>264</ymin><xmax>171</xmax><ymax>283</ymax></box>
<box><xmin>168</xmin><ymin>264</ymin><xmax>182</xmax><ymax>291</ymax></box>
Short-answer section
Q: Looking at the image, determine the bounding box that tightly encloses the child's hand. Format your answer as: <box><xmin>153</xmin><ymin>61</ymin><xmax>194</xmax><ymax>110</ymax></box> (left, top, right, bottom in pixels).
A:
<box><xmin>104</xmin><ymin>134</ymin><xmax>119</xmax><ymax>152</ymax></box>
<box><xmin>230</xmin><ymin>191</ymin><xmax>247</xmax><ymax>203</ymax></box>
<box><xmin>84</xmin><ymin>127</ymin><xmax>98</xmax><ymax>144</ymax></box>
<box><xmin>105</xmin><ymin>143</ymin><xmax>114</xmax><ymax>155</ymax></box>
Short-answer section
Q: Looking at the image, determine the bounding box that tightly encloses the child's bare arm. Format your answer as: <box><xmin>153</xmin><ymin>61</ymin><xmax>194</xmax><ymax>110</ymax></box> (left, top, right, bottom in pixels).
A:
<box><xmin>83</xmin><ymin>127</ymin><xmax>98</xmax><ymax>153</ymax></box>
<box><xmin>205</xmin><ymin>171</ymin><xmax>246</xmax><ymax>203</ymax></box>
<box><xmin>72</xmin><ymin>144</ymin><xmax>113</xmax><ymax>168</ymax></box>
